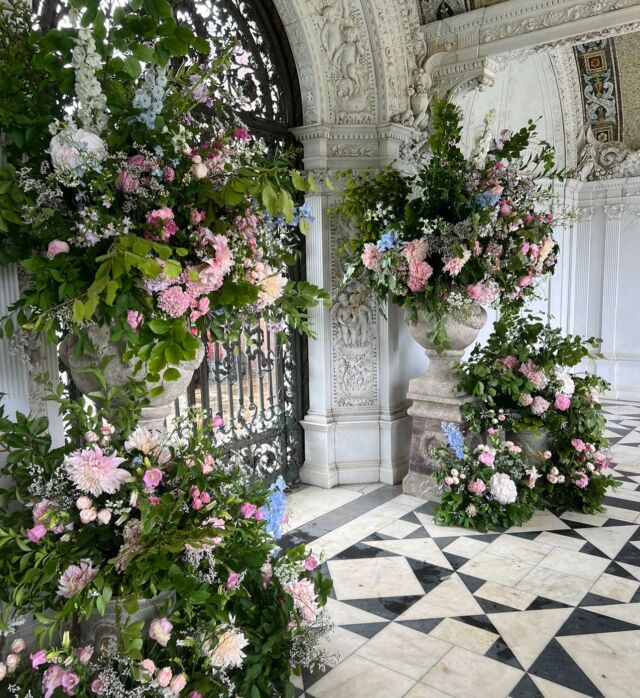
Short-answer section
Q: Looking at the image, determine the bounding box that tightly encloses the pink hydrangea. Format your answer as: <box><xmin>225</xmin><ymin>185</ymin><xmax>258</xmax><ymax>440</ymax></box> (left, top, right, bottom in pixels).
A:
<box><xmin>520</xmin><ymin>393</ymin><xmax>534</xmax><ymax>406</ymax></box>
<box><xmin>530</xmin><ymin>396</ymin><xmax>551</xmax><ymax>416</ymax></box>
<box><xmin>57</xmin><ymin>559</ymin><xmax>99</xmax><ymax>598</ymax></box>
<box><xmin>158</xmin><ymin>287</ymin><xmax>192</xmax><ymax>318</ymax></box>
<box><xmin>401</xmin><ymin>239</ymin><xmax>429</xmax><ymax>264</ymax></box>
<box><xmin>407</xmin><ymin>260</ymin><xmax>433</xmax><ymax>292</ymax></box>
<box><xmin>554</xmin><ymin>394</ymin><xmax>571</xmax><ymax>411</ymax></box>
<box><xmin>361</xmin><ymin>243</ymin><xmax>382</xmax><ymax>271</ymax></box>
<box><xmin>519</xmin><ymin>360</ymin><xmax>549</xmax><ymax>389</ymax></box>
<box><xmin>467</xmin><ymin>479</ymin><xmax>486</xmax><ymax>495</ymax></box>
<box><xmin>65</xmin><ymin>446</ymin><xmax>129</xmax><ymax>496</ymax></box>
<box><xmin>466</xmin><ymin>282</ymin><xmax>499</xmax><ymax>305</ymax></box>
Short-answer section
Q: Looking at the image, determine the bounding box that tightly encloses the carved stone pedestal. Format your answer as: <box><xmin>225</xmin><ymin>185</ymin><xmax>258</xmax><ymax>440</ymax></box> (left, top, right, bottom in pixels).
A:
<box><xmin>402</xmin><ymin>307</ymin><xmax>486</xmax><ymax>499</ymax></box>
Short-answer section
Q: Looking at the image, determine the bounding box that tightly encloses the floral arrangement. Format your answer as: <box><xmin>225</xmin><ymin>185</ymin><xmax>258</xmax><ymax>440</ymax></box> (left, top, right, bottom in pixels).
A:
<box><xmin>336</xmin><ymin>99</ymin><xmax>560</xmax><ymax>351</ymax></box>
<box><xmin>0</xmin><ymin>0</ymin><xmax>325</xmax><ymax>382</ymax></box>
<box><xmin>458</xmin><ymin>311</ymin><xmax>618</xmax><ymax>513</ymax></box>
<box><xmin>433</xmin><ymin>422</ymin><xmax>539</xmax><ymax>532</ymax></box>
<box><xmin>0</xmin><ymin>378</ymin><xmax>332</xmax><ymax>696</ymax></box>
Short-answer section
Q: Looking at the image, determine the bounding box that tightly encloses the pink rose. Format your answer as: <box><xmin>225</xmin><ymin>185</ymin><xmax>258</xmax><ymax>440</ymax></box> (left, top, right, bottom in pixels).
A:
<box><xmin>128</xmin><ymin>154</ymin><xmax>146</xmax><ymax>168</ymax></box>
<box><xmin>156</xmin><ymin>667</ymin><xmax>173</xmax><ymax>687</ymax></box>
<box><xmin>80</xmin><ymin>507</ymin><xmax>98</xmax><ymax>524</ymax></box>
<box><xmin>117</xmin><ymin>170</ymin><xmax>140</xmax><ymax>193</ymax></box>
<box><xmin>574</xmin><ymin>471</ymin><xmax>589</xmax><ymax>489</ymax></box>
<box><xmin>478</xmin><ymin>451</ymin><xmax>495</xmax><ymax>466</ymax></box>
<box><xmin>170</xmin><ymin>674</ymin><xmax>187</xmax><ymax>694</ymax></box>
<box><xmin>304</xmin><ymin>555</ymin><xmax>320</xmax><ymax>571</ymax></box>
<box><xmin>500</xmin><ymin>355</ymin><xmax>519</xmax><ymax>371</ymax></box>
<box><xmin>554</xmin><ymin>394</ymin><xmax>571</xmax><ymax>411</ymax></box>
<box><xmin>521</xmin><ymin>242</ymin><xmax>530</xmax><ymax>255</ymax></box>
<box><xmin>163</xmin><ymin>166</ymin><xmax>175</xmax><ymax>183</ymax></box>
<box><xmin>571</xmin><ymin>438</ymin><xmax>586</xmax><ymax>452</ymax></box>
<box><xmin>97</xmin><ymin>509</ymin><xmax>112</xmax><ymax>525</ymax></box>
<box><xmin>487</xmin><ymin>427</ymin><xmax>497</xmax><ymax>436</ymax></box>
<box><xmin>140</xmin><ymin>658</ymin><xmax>156</xmax><ymax>679</ymax></box>
<box><xmin>30</xmin><ymin>650</ymin><xmax>48</xmax><ymax>669</ymax></box>
<box><xmin>189</xmin><ymin>693</ymin><xmax>203</xmax><ymax>698</ymax></box>
<box><xmin>47</xmin><ymin>240</ymin><xmax>70</xmax><ymax>260</ymax></box>
<box><xmin>27</xmin><ymin>523</ymin><xmax>47</xmax><ymax>543</ymax></box>
<box><xmin>127</xmin><ymin>310</ymin><xmax>144</xmax><ymax>331</ymax></box>
<box><xmin>143</xmin><ymin>468</ymin><xmax>163</xmax><ymax>489</ymax></box>
<box><xmin>76</xmin><ymin>496</ymin><xmax>92</xmax><ymax>510</ymax></box>
<box><xmin>499</xmin><ymin>202</ymin><xmax>512</xmax><ymax>216</ymax></box>
<box><xmin>226</xmin><ymin>571</ymin><xmax>242</xmax><ymax>589</ymax></box>
<box><xmin>149</xmin><ymin>496</ymin><xmax>160</xmax><ymax>506</ymax></box>
<box><xmin>10</xmin><ymin>638</ymin><xmax>26</xmax><ymax>654</ymax></box>
<box><xmin>518</xmin><ymin>275</ymin><xmax>534</xmax><ymax>288</ymax></box>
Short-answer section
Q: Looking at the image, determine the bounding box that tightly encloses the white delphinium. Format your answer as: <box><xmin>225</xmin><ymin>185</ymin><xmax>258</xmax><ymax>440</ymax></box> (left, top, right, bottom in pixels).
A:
<box><xmin>471</xmin><ymin>108</ymin><xmax>497</xmax><ymax>168</ymax></box>
<box><xmin>72</xmin><ymin>24</ymin><xmax>108</xmax><ymax>134</ymax></box>
<box><xmin>133</xmin><ymin>64</ymin><xmax>169</xmax><ymax>129</ymax></box>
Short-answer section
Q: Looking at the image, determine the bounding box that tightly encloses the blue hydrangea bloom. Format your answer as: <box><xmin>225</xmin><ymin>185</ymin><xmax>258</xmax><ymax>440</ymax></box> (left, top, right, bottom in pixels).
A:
<box><xmin>475</xmin><ymin>190</ymin><xmax>501</xmax><ymax>209</ymax></box>
<box><xmin>265</xmin><ymin>475</ymin><xmax>287</xmax><ymax>540</ymax></box>
<box><xmin>441</xmin><ymin>421</ymin><xmax>465</xmax><ymax>460</ymax></box>
<box><xmin>292</xmin><ymin>202</ymin><xmax>315</xmax><ymax>226</ymax></box>
<box><xmin>377</xmin><ymin>229</ymin><xmax>398</xmax><ymax>251</ymax></box>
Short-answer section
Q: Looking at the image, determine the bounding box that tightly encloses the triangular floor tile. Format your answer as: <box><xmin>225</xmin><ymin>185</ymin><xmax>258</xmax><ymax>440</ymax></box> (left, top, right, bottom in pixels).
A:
<box><xmin>510</xmin><ymin>674</ymin><xmax>544</xmax><ymax>697</ymax></box>
<box><xmin>342</xmin><ymin>595</ymin><xmax>422</xmax><ymax>621</ymax></box>
<box><xmin>606</xmin><ymin>561</ymin><xmax>639</xmax><ymax>580</ymax></box>
<box><xmin>396</xmin><ymin>618</ymin><xmax>443</xmax><ymax>635</ymax></box>
<box><xmin>456</xmin><ymin>614</ymin><xmax>500</xmax><ymax>635</ymax></box>
<box><xmin>579</xmin><ymin>592</ymin><xmax>625</xmax><ymax>607</ymax></box>
<box><xmin>331</xmin><ymin>541</ymin><xmax>400</xmax><ymax>560</ymax></box>
<box><xmin>364</xmin><ymin>537</ymin><xmax>453</xmax><ymax>569</ymax></box>
<box><xmin>476</xmin><ymin>597</ymin><xmax>520</xmax><ymax>614</ymax></box>
<box><xmin>341</xmin><ymin>622</ymin><xmax>389</xmax><ymax>639</ymax></box>
<box><xmin>442</xmin><ymin>552</ymin><xmax>469</xmax><ymax>571</ymax></box>
<box><xmin>529</xmin><ymin>675</ymin><xmax>594</xmax><ymax>698</ymax></box>
<box><xmin>488</xmin><ymin>608</ymin><xmax>572</xmax><ymax>670</ymax></box>
<box><xmin>484</xmin><ymin>636</ymin><xmax>524</xmax><ymax>670</ymax></box>
<box><xmin>415</xmin><ymin>511</ymin><xmax>486</xmax><ymax>538</ymax></box>
<box><xmin>615</xmin><ymin>541</ymin><xmax>640</xmax><ymax>567</ymax></box>
<box><xmin>396</xmin><ymin>573</ymin><xmax>484</xmax><ymax>620</ymax></box>
<box><xmin>576</xmin><ymin>524</ymin><xmax>638</xmax><ymax>559</ymax></box>
<box><xmin>527</xmin><ymin>596</ymin><xmax>571</xmax><ymax>611</ymax></box>
<box><xmin>556</xmin><ymin>607</ymin><xmax>640</xmax><ymax>636</ymax></box>
<box><xmin>582</xmin><ymin>602</ymin><xmax>640</xmax><ymax>626</ymax></box>
<box><xmin>406</xmin><ymin>559</ymin><xmax>453</xmax><ymax>594</ymax></box>
<box><xmin>457</xmin><ymin>572</ymin><xmax>486</xmax><ymax>594</ymax></box>
<box><xmin>528</xmin><ymin>638</ymin><xmax>605</xmax><ymax>697</ymax></box>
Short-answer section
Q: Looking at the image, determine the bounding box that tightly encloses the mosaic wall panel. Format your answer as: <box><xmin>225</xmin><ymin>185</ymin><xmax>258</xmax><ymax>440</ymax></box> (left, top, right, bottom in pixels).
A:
<box><xmin>615</xmin><ymin>32</ymin><xmax>640</xmax><ymax>150</ymax></box>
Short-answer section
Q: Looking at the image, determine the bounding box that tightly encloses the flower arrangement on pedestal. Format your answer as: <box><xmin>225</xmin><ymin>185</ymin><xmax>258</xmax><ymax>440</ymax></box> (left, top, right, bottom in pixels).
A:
<box><xmin>433</xmin><ymin>423</ymin><xmax>540</xmax><ymax>532</ymax></box>
<box><xmin>0</xmin><ymin>0</ymin><xmax>325</xmax><ymax>382</ymax></box>
<box><xmin>336</xmin><ymin>99</ymin><xmax>560</xmax><ymax>351</ymax></box>
<box><xmin>0</xmin><ymin>379</ymin><xmax>331</xmax><ymax>696</ymax></box>
<box><xmin>457</xmin><ymin>311</ymin><xmax>618</xmax><ymax>514</ymax></box>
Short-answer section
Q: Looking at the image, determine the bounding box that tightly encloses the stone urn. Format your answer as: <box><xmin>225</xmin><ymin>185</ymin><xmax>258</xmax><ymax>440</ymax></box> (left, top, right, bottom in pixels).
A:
<box><xmin>75</xmin><ymin>592</ymin><xmax>174</xmax><ymax>657</ymax></box>
<box><xmin>403</xmin><ymin>306</ymin><xmax>487</xmax><ymax>499</ymax></box>
<box><xmin>59</xmin><ymin>324</ymin><xmax>204</xmax><ymax>431</ymax></box>
<box><xmin>508</xmin><ymin>426</ymin><xmax>551</xmax><ymax>465</ymax></box>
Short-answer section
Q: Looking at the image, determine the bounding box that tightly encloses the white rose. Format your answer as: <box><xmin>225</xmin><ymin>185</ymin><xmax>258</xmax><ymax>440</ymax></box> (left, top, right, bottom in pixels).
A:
<box><xmin>97</xmin><ymin>509</ymin><xmax>112</xmax><ymax>525</ymax></box>
<box><xmin>191</xmin><ymin>162</ymin><xmax>209</xmax><ymax>179</ymax></box>
<box><xmin>5</xmin><ymin>654</ymin><xmax>20</xmax><ymax>673</ymax></box>
<box><xmin>10</xmin><ymin>638</ymin><xmax>26</xmax><ymax>654</ymax></box>
<box><xmin>489</xmin><ymin>473</ymin><xmax>518</xmax><ymax>505</ymax></box>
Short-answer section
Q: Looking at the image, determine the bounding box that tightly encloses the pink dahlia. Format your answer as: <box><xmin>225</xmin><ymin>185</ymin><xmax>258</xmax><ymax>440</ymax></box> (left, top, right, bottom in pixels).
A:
<box><xmin>207</xmin><ymin>628</ymin><xmax>249</xmax><ymax>669</ymax></box>
<box><xmin>158</xmin><ymin>286</ymin><xmax>192</xmax><ymax>318</ymax></box>
<box><xmin>57</xmin><ymin>559</ymin><xmax>99</xmax><ymax>598</ymax></box>
<box><xmin>407</xmin><ymin>260</ymin><xmax>433</xmax><ymax>292</ymax></box>
<box><xmin>361</xmin><ymin>243</ymin><xmax>382</xmax><ymax>271</ymax></box>
<box><xmin>65</xmin><ymin>446</ymin><xmax>129</xmax><ymax>496</ymax></box>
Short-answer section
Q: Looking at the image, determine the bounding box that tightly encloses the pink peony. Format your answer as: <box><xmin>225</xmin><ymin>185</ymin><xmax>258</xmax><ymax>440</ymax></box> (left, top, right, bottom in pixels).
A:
<box><xmin>47</xmin><ymin>240</ymin><xmax>70</xmax><ymax>260</ymax></box>
<box><xmin>226</xmin><ymin>571</ymin><xmax>242</xmax><ymax>589</ymax></box>
<box><xmin>158</xmin><ymin>287</ymin><xmax>192</xmax><ymax>318</ymax></box>
<box><xmin>466</xmin><ymin>282</ymin><xmax>499</xmax><ymax>305</ymax></box>
<box><xmin>149</xmin><ymin>617</ymin><xmax>173</xmax><ymax>647</ymax></box>
<box><xmin>478</xmin><ymin>451</ymin><xmax>495</xmax><ymax>466</ymax></box>
<box><xmin>401</xmin><ymin>239</ymin><xmax>429</xmax><ymax>264</ymax></box>
<box><xmin>554</xmin><ymin>394</ymin><xmax>571</xmax><ymax>411</ymax></box>
<box><xmin>285</xmin><ymin>578</ymin><xmax>318</xmax><ymax>623</ymax></box>
<box><xmin>156</xmin><ymin>667</ymin><xmax>173</xmax><ymax>687</ymax></box>
<box><xmin>30</xmin><ymin>650</ymin><xmax>48</xmax><ymax>670</ymax></box>
<box><xmin>142</xmin><ymin>468</ymin><xmax>163</xmax><ymax>489</ymax></box>
<box><xmin>574</xmin><ymin>471</ymin><xmax>589</xmax><ymax>489</ymax></box>
<box><xmin>467</xmin><ymin>479</ymin><xmax>486</xmax><ymax>495</ymax></box>
<box><xmin>530</xmin><ymin>396</ymin><xmax>551</xmax><ymax>416</ymax></box>
<box><xmin>57</xmin><ymin>559</ymin><xmax>99</xmax><ymax>598</ymax></box>
<box><xmin>27</xmin><ymin>523</ymin><xmax>47</xmax><ymax>543</ymax></box>
<box><xmin>361</xmin><ymin>243</ymin><xmax>382</xmax><ymax>271</ymax></box>
<box><xmin>240</xmin><ymin>502</ymin><xmax>257</xmax><ymax>519</ymax></box>
<box><xmin>65</xmin><ymin>446</ymin><xmax>129</xmax><ymax>496</ymax></box>
<box><xmin>407</xmin><ymin>260</ymin><xmax>433</xmax><ymax>293</ymax></box>
<box><xmin>127</xmin><ymin>310</ymin><xmax>144</xmax><ymax>331</ymax></box>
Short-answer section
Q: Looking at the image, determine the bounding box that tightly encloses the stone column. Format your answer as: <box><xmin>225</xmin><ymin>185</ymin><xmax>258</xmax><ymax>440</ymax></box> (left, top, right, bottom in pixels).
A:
<box><xmin>292</xmin><ymin>122</ymin><xmax>418</xmax><ymax>487</ymax></box>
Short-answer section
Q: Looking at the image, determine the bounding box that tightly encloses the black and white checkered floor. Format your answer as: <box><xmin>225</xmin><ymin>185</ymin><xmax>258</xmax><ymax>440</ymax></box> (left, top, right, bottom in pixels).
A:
<box><xmin>284</xmin><ymin>400</ymin><xmax>640</xmax><ymax>698</ymax></box>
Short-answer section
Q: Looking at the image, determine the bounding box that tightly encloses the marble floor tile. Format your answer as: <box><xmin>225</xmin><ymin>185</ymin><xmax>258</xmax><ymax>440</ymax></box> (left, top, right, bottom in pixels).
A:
<box><xmin>319</xmin><ymin>626</ymin><xmax>368</xmax><ymax>666</ymax></box>
<box><xmin>457</xmin><ymin>551</ymin><xmax>535</xmax><ymax>587</ymax></box>
<box><xmin>328</xmin><ymin>556</ymin><xmax>425</xmax><ymax>600</ymax></box>
<box><xmin>421</xmin><ymin>646</ymin><xmax>523</xmax><ymax>698</ymax></box>
<box><xmin>538</xmin><ymin>548</ymin><xmax>610</xmax><ymax>582</ymax></box>
<box><xmin>535</xmin><ymin>531</ymin><xmax>586</xmax><ymax>551</ymax></box>
<box><xmin>429</xmin><ymin>617</ymin><xmax>498</xmax><ymax>654</ymax></box>
<box><xmin>285</xmin><ymin>486</ymin><xmax>361</xmax><ymax>531</ymax></box>
<box><xmin>403</xmin><ymin>685</ymin><xmax>452</xmax><ymax>698</ymax></box>
<box><xmin>589</xmin><ymin>572</ymin><xmax>639</xmax><ymax>602</ymax></box>
<box><xmin>325</xmin><ymin>597</ymin><xmax>390</xmax><ymax>626</ymax></box>
<box><xmin>600</xmin><ymin>505</ymin><xmax>640</xmax><ymax>522</ymax></box>
<box><xmin>363</xmin><ymin>538</ymin><xmax>453</xmax><ymax>569</ymax></box>
<box><xmin>398</xmin><ymin>574</ymin><xmax>484</xmax><ymax>620</ymax></box>
<box><xmin>558</xmin><ymin>630</ymin><xmax>640</xmax><ymax>698</ymax></box>
<box><xmin>415</xmin><ymin>512</ymin><xmax>486</xmax><ymax>538</ymax></box>
<box><xmin>529</xmin><ymin>675</ymin><xmax>595</xmax><ymax>698</ymax></box>
<box><xmin>483</xmin><ymin>534</ymin><xmax>553</xmax><ymax>565</ymax></box>
<box><xmin>307</xmin><ymin>655</ymin><xmax>416</xmax><ymax>698</ymax></box>
<box><xmin>355</xmin><ymin>622</ymin><xmax>451</xmax><ymax>680</ymax></box>
<box><xmin>488</xmin><ymin>608</ymin><xmax>572</xmax><ymax>670</ymax></box>
<box><xmin>378</xmin><ymin>519</ymin><xmax>422</xmax><ymax>539</ymax></box>
<box><xmin>441</xmin><ymin>536</ymin><xmax>489</xmax><ymax>559</ymax></box>
<box><xmin>515</xmin><ymin>566</ymin><xmax>593</xmax><ymax>606</ymax></box>
<box><xmin>560</xmin><ymin>511</ymin><xmax>610</xmax><ymax>527</ymax></box>
<box><xmin>583</xmin><ymin>602</ymin><xmax>640</xmax><ymax>625</ymax></box>
<box><xmin>474</xmin><ymin>580</ymin><xmax>537</xmax><ymax>611</ymax></box>
<box><xmin>506</xmin><ymin>511</ymin><xmax>570</xmax><ymax>533</ymax></box>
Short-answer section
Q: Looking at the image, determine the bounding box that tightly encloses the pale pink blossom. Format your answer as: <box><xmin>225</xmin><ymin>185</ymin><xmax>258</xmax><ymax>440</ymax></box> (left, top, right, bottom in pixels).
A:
<box><xmin>5</xmin><ymin>654</ymin><xmax>19</xmax><ymax>672</ymax></box>
<box><xmin>361</xmin><ymin>243</ymin><xmax>382</xmax><ymax>271</ymax></box>
<box><xmin>518</xmin><ymin>275</ymin><xmax>534</xmax><ymax>288</ymax></box>
<box><xmin>65</xmin><ymin>446</ymin><xmax>129</xmax><ymax>496</ymax></box>
<box><xmin>170</xmin><ymin>673</ymin><xmax>187</xmax><ymax>694</ymax></box>
<box><xmin>304</xmin><ymin>555</ymin><xmax>320</xmax><ymax>571</ymax></box>
<box><xmin>143</xmin><ymin>468</ymin><xmax>163</xmax><ymax>489</ymax></box>
<box><xmin>443</xmin><ymin>249</ymin><xmax>471</xmax><ymax>277</ymax></box>
<box><xmin>519</xmin><ymin>361</ymin><xmax>549</xmax><ymax>389</ymax></box>
<box><xmin>407</xmin><ymin>260</ymin><xmax>433</xmax><ymax>293</ymax></box>
<box><xmin>261</xmin><ymin>560</ymin><xmax>273</xmax><ymax>588</ymax></box>
<box><xmin>467</xmin><ymin>479</ymin><xmax>486</xmax><ymax>495</ymax></box>
<box><xmin>140</xmin><ymin>659</ymin><xmax>156</xmax><ymax>680</ymax></box>
<box><xmin>240</xmin><ymin>502</ymin><xmax>257</xmax><ymax>519</ymax></box>
<box><xmin>226</xmin><ymin>571</ymin><xmax>242</xmax><ymax>589</ymax></box>
<box><xmin>76</xmin><ymin>496</ymin><xmax>92</xmax><ymax>511</ymax></box>
<box><xmin>530</xmin><ymin>396</ymin><xmax>551</xmax><ymax>416</ymax></box>
<box><xmin>520</xmin><ymin>393</ymin><xmax>534</xmax><ymax>406</ymax></box>
<box><xmin>75</xmin><ymin>646</ymin><xmax>94</xmax><ymax>664</ymax></box>
<box><xmin>466</xmin><ymin>282</ymin><xmax>499</xmax><ymax>305</ymax></box>
<box><xmin>525</xmin><ymin>466</ymin><xmax>541</xmax><ymax>488</ymax></box>
<box><xmin>91</xmin><ymin>676</ymin><xmax>107</xmax><ymax>694</ymax></box>
<box><xmin>80</xmin><ymin>507</ymin><xmax>98</xmax><ymax>524</ymax></box>
<box><xmin>57</xmin><ymin>559</ymin><xmax>99</xmax><ymax>598</ymax></box>
<box><xmin>285</xmin><ymin>578</ymin><xmax>318</xmax><ymax>623</ymax></box>
<box><xmin>97</xmin><ymin>509</ymin><xmax>112</xmax><ymax>525</ymax></box>
<box><xmin>124</xmin><ymin>426</ymin><xmax>170</xmax><ymax>464</ymax></box>
<box><xmin>84</xmin><ymin>431</ymin><xmax>99</xmax><ymax>443</ymax></box>
<box><xmin>149</xmin><ymin>617</ymin><xmax>173</xmax><ymax>646</ymax></box>
<box><xmin>259</xmin><ymin>270</ymin><xmax>287</xmax><ymax>308</ymax></box>
<box><xmin>500</xmin><ymin>356</ymin><xmax>519</xmax><ymax>371</ymax></box>
<box><xmin>32</xmin><ymin>499</ymin><xmax>51</xmax><ymax>523</ymax></box>
<box><xmin>489</xmin><ymin>473</ymin><xmax>517</xmax><ymax>504</ymax></box>
<box><xmin>42</xmin><ymin>665</ymin><xmax>65</xmax><ymax>698</ymax></box>
<box><xmin>478</xmin><ymin>451</ymin><xmax>495</xmax><ymax>466</ymax></box>
<box><xmin>117</xmin><ymin>170</ymin><xmax>140</xmax><ymax>193</ymax></box>
<box><xmin>157</xmin><ymin>667</ymin><xmax>173</xmax><ymax>687</ymax></box>
<box><xmin>47</xmin><ymin>240</ymin><xmax>70</xmax><ymax>260</ymax></box>
<box><xmin>10</xmin><ymin>639</ymin><xmax>26</xmax><ymax>654</ymax></box>
<box><xmin>554</xmin><ymin>394</ymin><xmax>571</xmax><ymax>411</ymax></box>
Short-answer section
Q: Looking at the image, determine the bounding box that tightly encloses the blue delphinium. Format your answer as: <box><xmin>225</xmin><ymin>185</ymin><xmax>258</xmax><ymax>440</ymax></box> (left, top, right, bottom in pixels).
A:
<box><xmin>292</xmin><ymin>202</ymin><xmax>315</xmax><ymax>226</ymax></box>
<box><xmin>377</xmin><ymin>229</ymin><xmax>399</xmax><ymax>251</ymax></box>
<box><xmin>441</xmin><ymin>421</ymin><xmax>465</xmax><ymax>460</ymax></box>
<box><xmin>474</xmin><ymin>190</ymin><xmax>501</xmax><ymax>209</ymax></box>
<box><xmin>265</xmin><ymin>475</ymin><xmax>287</xmax><ymax>540</ymax></box>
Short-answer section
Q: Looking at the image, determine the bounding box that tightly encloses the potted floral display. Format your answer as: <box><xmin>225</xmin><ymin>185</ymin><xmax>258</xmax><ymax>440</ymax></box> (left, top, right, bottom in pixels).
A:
<box><xmin>458</xmin><ymin>311</ymin><xmax>618</xmax><ymax>513</ymax></box>
<box><xmin>0</xmin><ymin>376</ymin><xmax>332</xmax><ymax>696</ymax></box>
